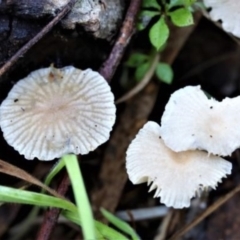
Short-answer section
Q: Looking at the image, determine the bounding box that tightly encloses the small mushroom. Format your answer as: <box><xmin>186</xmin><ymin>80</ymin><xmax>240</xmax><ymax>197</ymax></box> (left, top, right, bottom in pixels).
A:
<box><xmin>203</xmin><ymin>0</ymin><xmax>240</xmax><ymax>37</ymax></box>
<box><xmin>126</xmin><ymin>121</ymin><xmax>232</xmax><ymax>208</ymax></box>
<box><xmin>160</xmin><ymin>85</ymin><xmax>240</xmax><ymax>156</ymax></box>
<box><xmin>0</xmin><ymin>66</ymin><xmax>116</xmax><ymax>160</ymax></box>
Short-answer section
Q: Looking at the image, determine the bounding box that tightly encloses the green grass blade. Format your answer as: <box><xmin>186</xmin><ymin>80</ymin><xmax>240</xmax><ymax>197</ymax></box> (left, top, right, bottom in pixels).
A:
<box><xmin>10</xmin><ymin>159</ymin><xmax>66</xmax><ymax>240</ymax></box>
<box><xmin>63</xmin><ymin>210</ymin><xmax>129</xmax><ymax>240</ymax></box>
<box><xmin>101</xmin><ymin>208</ymin><xmax>140</xmax><ymax>240</ymax></box>
<box><xmin>62</xmin><ymin>211</ymin><xmax>103</xmax><ymax>239</ymax></box>
<box><xmin>95</xmin><ymin>221</ymin><xmax>129</xmax><ymax>240</ymax></box>
<box><xmin>0</xmin><ymin>185</ymin><xmax>76</xmax><ymax>212</ymax></box>
<box><xmin>62</xmin><ymin>154</ymin><xmax>96</xmax><ymax>240</ymax></box>
<box><xmin>44</xmin><ymin>158</ymin><xmax>65</xmax><ymax>186</ymax></box>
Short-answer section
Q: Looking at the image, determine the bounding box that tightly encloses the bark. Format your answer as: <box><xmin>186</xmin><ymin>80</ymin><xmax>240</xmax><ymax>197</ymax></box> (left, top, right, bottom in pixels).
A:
<box><xmin>0</xmin><ymin>0</ymin><xmax>124</xmax><ymax>72</ymax></box>
<box><xmin>0</xmin><ymin>0</ymin><xmax>124</xmax><ymax>39</ymax></box>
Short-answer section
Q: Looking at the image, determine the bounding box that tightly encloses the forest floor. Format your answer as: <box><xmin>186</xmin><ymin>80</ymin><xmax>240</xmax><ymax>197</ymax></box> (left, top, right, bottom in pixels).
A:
<box><xmin>0</xmin><ymin>3</ymin><xmax>240</xmax><ymax>240</ymax></box>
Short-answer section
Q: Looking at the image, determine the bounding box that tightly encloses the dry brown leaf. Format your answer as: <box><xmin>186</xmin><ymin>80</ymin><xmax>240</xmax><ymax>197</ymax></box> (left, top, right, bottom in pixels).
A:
<box><xmin>0</xmin><ymin>159</ymin><xmax>64</xmax><ymax>199</ymax></box>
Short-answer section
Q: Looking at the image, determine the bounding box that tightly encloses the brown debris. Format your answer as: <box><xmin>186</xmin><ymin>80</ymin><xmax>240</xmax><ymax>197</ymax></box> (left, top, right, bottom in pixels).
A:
<box><xmin>36</xmin><ymin>172</ymin><xmax>70</xmax><ymax>240</ymax></box>
<box><xmin>0</xmin><ymin>159</ymin><xmax>62</xmax><ymax>198</ymax></box>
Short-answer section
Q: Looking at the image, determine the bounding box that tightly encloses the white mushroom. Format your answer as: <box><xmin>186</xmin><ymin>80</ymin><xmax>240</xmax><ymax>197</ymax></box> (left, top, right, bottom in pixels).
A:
<box><xmin>126</xmin><ymin>121</ymin><xmax>232</xmax><ymax>209</ymax></box>
<box><xmin>160</xmin><ymin>85</ymin><xmax>240</xmax><ymax>156</ymax></box>
<box><xmin>203</xmin><ymin>0</ymin><xmax>240</xmax><ymax>37</ymax></box>
<box><xmin>0</xmin><ymin>66</ymin><xmax>116</xmax><ymax>160</ymax></box>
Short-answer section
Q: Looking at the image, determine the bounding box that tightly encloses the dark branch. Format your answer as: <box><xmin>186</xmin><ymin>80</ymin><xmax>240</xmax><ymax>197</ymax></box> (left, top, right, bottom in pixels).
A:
<box><xmin>36</xmin><ymin>172</ymin><xmax>70</xmax><ymax>240</ymax></box>
<box><xmin>99</xmin><ymin>0</ymin><xmax>142</xmax><ymax>82</ymax></box>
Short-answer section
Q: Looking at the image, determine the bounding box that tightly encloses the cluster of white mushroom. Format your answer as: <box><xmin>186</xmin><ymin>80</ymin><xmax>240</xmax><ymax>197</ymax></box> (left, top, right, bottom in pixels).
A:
<box><xmin>0</xmin><ymin>66</ymin><xmax>116</xmax><ymax>161</ymax></box>
<box><xmin>126</xmin><ymin>85</ymin><xmax>237</xmax><ymax>209</ymax></box>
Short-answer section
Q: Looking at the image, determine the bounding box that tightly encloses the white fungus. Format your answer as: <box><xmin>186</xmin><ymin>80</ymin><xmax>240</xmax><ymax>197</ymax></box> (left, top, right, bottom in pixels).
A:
<box><xmin>203</xmin><ymin>0</ymin><xmax>240</xmax><ymax>37</ymax></box>
<box><xmin>126</xmin><ymin>121</ymin><xmax>232</xmax><ymax>209</ymax></box>
<box><xmin>160</xmin><ymin>85</ymin><xmax>240</xmax><ymax>156</ymax></box>
<box><xmin>0</xmin><ymin>66</ymin><xmax>116</xmax><ymax>160</ymax></box>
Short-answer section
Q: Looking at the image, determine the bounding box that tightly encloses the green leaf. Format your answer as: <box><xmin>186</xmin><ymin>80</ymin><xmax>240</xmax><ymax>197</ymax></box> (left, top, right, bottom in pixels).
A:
<box><xmin>10</xmin><ymin>158</ymin><xmax>67</xmax><ymax>240</ymax></box>
<box><xmin>168</xmin><ymin>0</ymin><xmax>183</xmax><ymax>8</ymax></box>
<box><xmin>101</xmin><ymin>208</ymin><xmax>140</xmax><ymax>240</ymax></box>
<box><xmin>155</xmin><ymin>63</ymin><xmax>174</xmax><ymax>84</ymax></box>
<box><xmin>135</xmin><ymin>62</ymin><xmax>151</xmax><ymax>81</ymax></box>
<box><xmin>169</xmin><ymin>8</ymin><xmax>194</xmax><ymax>27</ymax></box>
<box><xmin>63</xmin><ymin>154</ymin><xmax>96</xmax><ymax>240</ymax></box>
<box><xmin>138</xmin><ymin>10</ymin><xmax>160</xmax><ymax>30</ymax></box>
<box><xmin>125</xmin><ymin>53</ymin><xmax>149</xmax><ymax>67</ymax></box>
<box><xmin>63</xmin><ymin>210</ymin><xmax>129</xmax><ymax>240</ymax></box>
<box><xmin>183</xmin><ymin>0</ymin><xmax>196</xmax><ymax>6</ymax></box>
<box><xmin>149</xmin><ymin>16</ymin><xmax>169</xmax><ymax>51</ymax></box>
<box><xmin>44</xmin><ymin>158</ymin><xmax>65</xmax><ymax>187</ymax></box>
<box><xmin>142</xmin><ymin>0</ymin><xmax>161</xmax><ymax>10</ymax></box>
<box><xmin>168</xmin><ymin>0</ymin><xmax>195</xmax><ymax>8</ymax></box>
<box><xmin>62</xmin><ymin>211</ymin><xmax>103</xmax><ymax>239</ymax></box>
<box><xmin>95</xmin><ymin>221</ymin><xmax>129</xmax><ymax>240</ymax></box>
<box><xmin>0</xmin><ymin>185</ymin><xmax>76</xmax><ymax>212</ymax></box>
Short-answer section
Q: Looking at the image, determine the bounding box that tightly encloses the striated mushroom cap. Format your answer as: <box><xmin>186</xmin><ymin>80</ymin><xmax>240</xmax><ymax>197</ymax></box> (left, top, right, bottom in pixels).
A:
<box><xmin>0</xmin><ymin>66</ymin><xmax>116</xmax><ymax>160</ymax></box>
<box><xmin>203</xmin><ymin>0</ymin><xmax>240</xmax><ymax>37</ymax></box>
<box><xmin>160</xmin><ymin>85</ymin><xmax>240</xmax><ymax>156</ymax></box>
<box><xmin>126</xmin><ymin>121</ymin><xmax>232</xmax><ymax>208</ymax></box>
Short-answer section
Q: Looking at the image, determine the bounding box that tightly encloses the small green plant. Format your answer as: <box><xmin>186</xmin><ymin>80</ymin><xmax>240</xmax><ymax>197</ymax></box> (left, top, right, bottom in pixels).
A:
<box><xmin>122</xmin><ymin>0</ymin><xmax>198</xmax><ymax>88</ymax></box>
<box><xmin>0</xmin><ymin>155</ymin><xmax>139</xmax><ymax>240</ymax></box>
<box><xmin>125</xmin><ymin>51</ymin><xmax>174</xmax><ymax>84</ymax></box>
<box><xmin>139</xmin><ymin>0</ymin><xmax>196</xmax><ymax>50</ymax></box>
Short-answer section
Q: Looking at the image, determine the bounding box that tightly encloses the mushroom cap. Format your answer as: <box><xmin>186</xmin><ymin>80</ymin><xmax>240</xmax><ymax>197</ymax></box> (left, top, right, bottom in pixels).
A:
<box><xmin>160</xmin><ymin>85</ymin><xmax>240</xmax><ymax>156</ymax></box>
<box><xmin>126</xmin><ymin>121</ymin><xmax>232</xmax><ymax>209</ymax></box>
<box><xmin>0</xmin><ymin>66</ymin><xmax>116</xmax><ymax>160</ymax></box>
<box><xmin>203</xmin><ymin>0</ymin><xmax>240</xmax><ymax>37</ymax></box>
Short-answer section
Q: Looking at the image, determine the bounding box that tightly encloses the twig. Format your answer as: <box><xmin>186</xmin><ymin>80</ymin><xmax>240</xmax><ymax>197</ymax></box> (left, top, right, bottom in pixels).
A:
<box><xmin>115</xmin><ymin>53</ymin><xmax>159</xmax><ymax>104</ymax></box>
<box><xmin>116</xmin><ymin>206</ymin><xmax>168</xmax><ymax>221</ymax></box>
<box><xmin>154</xmin><ymin>209</ymin><xmax>173</xmax><ymax>240</ymax></box>
<box><xmin>36</xmin><ymin>172</ymin><xmax>70</xmax><ymax>240</ymax></box>
<box><xmin>99</xmin><ymin>0</ymin><xmax>142</xmax><ymax>82</ymax></box>
<box><xmin>169</xmin><ymin>184</ymin><xmax>240</xmax><ymax>240</ymax></box>
<box><xmin>0</xmin><ymin>0</ymin><xmax>77</xmax><ymax>79</ymax></box>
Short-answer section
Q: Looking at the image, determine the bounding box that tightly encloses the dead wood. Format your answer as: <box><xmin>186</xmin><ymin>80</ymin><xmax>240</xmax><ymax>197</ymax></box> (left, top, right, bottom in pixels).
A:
<box><xmin>0</xmin><ymin>0</ymin><xmax>124</xmax><ymax>40</ymax></box>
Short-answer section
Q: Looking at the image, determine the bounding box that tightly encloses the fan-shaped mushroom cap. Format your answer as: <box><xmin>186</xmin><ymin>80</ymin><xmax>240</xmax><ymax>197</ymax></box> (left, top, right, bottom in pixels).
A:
<box><xmin>203</xmin><ymin>0</ymin><xmax>240</xmax><ymax>37</ymax></box>
<box><xmin>126</xmin><ymin>121</ymin><xmax>232</xmax><ymax>208</ymax></box>
<box><xmin>160</xmin><ymin>85</ymin><xmax>240</xmax><ymax>156</ymax></box>
<box><xmin>0</xmin><ymin>66</ymin><xmax>116</xmax><ymax>160</ymax></box>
